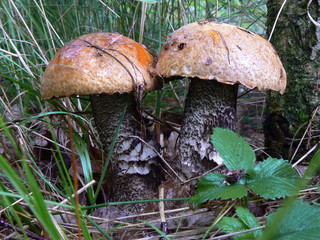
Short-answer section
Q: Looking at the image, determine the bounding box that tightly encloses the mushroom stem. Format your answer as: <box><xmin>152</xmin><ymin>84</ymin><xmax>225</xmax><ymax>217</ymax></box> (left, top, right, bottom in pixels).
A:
<box><xmin>90</xmin><ymin>93</ymin><xmax>139</xmax><ymax>154</ymax></box>
<box><xmin>90</xmin><ymin>93</ymin><xmax>161</xmax><ymax>214</ymax></box>
<box><xmin>177</xmin><ymin>78</ymin><xmax>238</xmax><ymax>179</ymax></box>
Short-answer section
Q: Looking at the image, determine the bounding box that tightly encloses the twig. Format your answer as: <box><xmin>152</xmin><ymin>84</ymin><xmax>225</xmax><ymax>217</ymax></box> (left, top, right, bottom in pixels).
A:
<box><xmin>159</xmin><ymin>187</ymin><xmax>168</xmax><ymax>240</ymax></box>
<box><xmin>183</xmin><ymin>164</ymin><xmax>223</xmax><ymax>184</ymax></box>
<box><xmin>268</xmin><ymin>0</ymin><xmax>288</xmax><ymax>41</ymax></box>
<box><xmin>0</xmin><ymin>192</ymin><xmax>32</xmax><ymax>214</ymax></box>
<box><xmin>0</xmin><ymin>218</ymin><xmax>48</xmax><ymax>240</ymax></box>
<box><xmin>91</xmin><ymin>206</ymin><xmax>190</xmax><ymax>224</ymax></box>
<box><xmin>307</xmin><ymin>0</ymin><xmax>320</xmax><ymax>27</ymax></box>
<box><xmin>208</xmin><ymin>226</ymin><xmax>265</xmax><ymax>240</ymax></box>
<box><xmin>51</xmin><ymin>180</ymin><xmax>96</xmax><ymax>210</ymax></box>
<box><xmin>139</xmin><ymin>2</ymin><xmax>147</xmax><ymax>44</ymax></box>
<box><xmin>290</xmin><ymin>106</ymin><xmax>319</xmax><ymax>162</ymax></box>
<box><xmin>143</xmin><ymin>110</ymin><xmax>180</xmax><ymax>133</ymax></box>
<box><xmin>292</xmin><ymin>143</ymin><xmax>318</xmax><ymax>168</ymax></box>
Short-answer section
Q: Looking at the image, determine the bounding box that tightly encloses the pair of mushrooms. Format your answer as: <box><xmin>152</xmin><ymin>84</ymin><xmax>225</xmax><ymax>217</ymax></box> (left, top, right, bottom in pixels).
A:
<box><xmin>41</xmin><ymin>21</ymin><xmax>286</xmax><ymax>211</ymax></box>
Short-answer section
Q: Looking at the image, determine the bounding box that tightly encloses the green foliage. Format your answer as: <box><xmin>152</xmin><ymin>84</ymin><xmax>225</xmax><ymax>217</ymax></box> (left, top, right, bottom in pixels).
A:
<box><xmin>218</xmin><ymin>206</ymin><xmax>262</xmax><ymax>240</ymax></box>
<box><xmin>189</xmin><ymin>128</ymin><xmax>298</xmax><ymax>207</ymax></box>
<box><xmin>248</xmin><ymin>158</ymin><xmax>297</xmax><ymax>199</ymax></box>
<box><xmin>211</xmin><ymin>127</ymin><xmax>256</xmax><ymax>173</ymax></box>
<box><xmin>195</xmin><ymin>132</ymin><xmax>320</xmax><ymax>240</ymax></box>
<box><xmin>189</xmin><ymin>174</ymin><xmax>247</xmax><ymax>205</ymax></box>
<box><xmin>262</xmin><ymin>200</ymin><xmax>320</xmax><ymax>240</ymax></box>
<box><xmin>260</xmin><ymin>149</ymin><xmax>320</xmax><ymax>240</ymax></box>
<box><xmin>218</xmin><ymin>200</ymin><xmax>320</xmax><ymax>240</ymax></box>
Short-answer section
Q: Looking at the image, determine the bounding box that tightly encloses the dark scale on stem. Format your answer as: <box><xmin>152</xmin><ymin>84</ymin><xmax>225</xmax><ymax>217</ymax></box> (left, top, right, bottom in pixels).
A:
<box><xmin>90</xmin><ymin>93</ymin><xmax>162</xmax><ymax>214</ymax></box>
<box><xmin>177</xmin><ymin>78</ymin><xmax>238</xmax><ymax>179</ymax></box>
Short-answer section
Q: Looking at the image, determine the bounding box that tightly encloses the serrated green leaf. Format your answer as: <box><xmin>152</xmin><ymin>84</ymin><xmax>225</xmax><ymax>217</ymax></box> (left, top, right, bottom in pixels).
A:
<box><xmin>262</xmin><ymin>200</ymin><xmax>320</xmax><ymax>240</ymax></box>
<box><xmin>252</xmin><ymin>158</ymin><xmax>297</xmax><ymax>179</ymax></box>
<box><xmin>211</xmin><ymin>128</ymin><xmax>255</xmax><ymax>173</ymax></box>
<box><xmin>248</xmin><ymin>159</ymin><xmax>298</xmax><ymax>199</ymax></box>
<box><xmin>248</xmin><ymin>177</ymin><xmax>297</xmax><ymax>199</ymax></box>
<box><xmin>218</xmin><ymin>207</ymin><xmax>262</xmax><ymax>239</ymax></box>
<box><xmin>218</xmin><ymin>217</ymin><xmax>249</xmax><ymax>240</ymax></box>
<box><xmin>235</xmin><ymin>206</ymin><xmax>261</xmax><ymax>229</ymax></box>
<box><xmin>189</xmin><ymin>174</ymin><xmax>247</xmax><ymax>207</ymax></box>
<box><xmin>194</xmin><ymin>173</ymin><xmax>226</xmax><ymax>188</ymax></box>
<box><xmin>235</xmin><ymin>206</ymin><xmax>262</xmax><ymax>239</ymax></box>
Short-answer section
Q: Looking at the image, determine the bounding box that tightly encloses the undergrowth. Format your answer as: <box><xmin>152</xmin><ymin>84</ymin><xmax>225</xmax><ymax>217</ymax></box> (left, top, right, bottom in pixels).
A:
<box><xmin>0</xmin><ymin>0</ymin><xmax>319</xmax><ymax>239</ymax></box>
<box><xmin>190</xmin><ymin>128</ymin><xmax>320</xmax><ymax>239</ymax></box>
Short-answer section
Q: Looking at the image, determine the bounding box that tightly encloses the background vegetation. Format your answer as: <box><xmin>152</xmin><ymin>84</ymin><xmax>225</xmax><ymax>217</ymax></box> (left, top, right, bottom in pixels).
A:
<box><xmin>0</xmin><ymin>0</ymin><xmax>319</xmax><ymax>239</ymax></box>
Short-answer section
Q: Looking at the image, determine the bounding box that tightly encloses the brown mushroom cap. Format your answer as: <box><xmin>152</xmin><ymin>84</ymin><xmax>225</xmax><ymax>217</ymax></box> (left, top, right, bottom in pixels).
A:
<box><xmin>156</xmin><ymin>21</ymin><xmax>287</xmax><ymax>94</ymax></box>
<box><xmin>41</xmin><ymin>32</ymin><xmax>161</xmax><ymax>99</ymax></box>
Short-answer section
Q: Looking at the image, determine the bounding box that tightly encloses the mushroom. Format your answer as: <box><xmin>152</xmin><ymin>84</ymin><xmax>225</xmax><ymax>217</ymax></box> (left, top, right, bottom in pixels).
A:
<box><xmin>41</xmin><ymin>32</ymin><xmax>163</xmax><ymax>213</ymax></box>
<box><xmin>156</xmin><ymin>21</ymin><xmax>286</xmax><ymax>179</ymax></box>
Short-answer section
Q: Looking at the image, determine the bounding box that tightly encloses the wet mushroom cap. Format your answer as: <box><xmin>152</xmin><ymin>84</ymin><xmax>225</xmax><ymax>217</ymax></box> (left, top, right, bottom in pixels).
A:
<box><xmin>41</xmin><ymin>32</ymin><xmax>161</xmax><ymax>99</ymax></box>
<box><xmin>156</xmin><ymin>21</ymin><xmax>287</xmax><ymax>94</ymax></box>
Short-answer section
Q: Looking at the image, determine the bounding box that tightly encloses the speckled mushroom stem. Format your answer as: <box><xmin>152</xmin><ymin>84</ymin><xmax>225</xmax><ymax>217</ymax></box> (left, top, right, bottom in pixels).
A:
<box><xmin>90</xmin><ymin>93</ymin><xmax>161</xmax><ymax>214</ymax></box>
<box><xmin>177</xmin><ymin>78</ymin><xmax>238</xmax><ymax>179</ymax></box>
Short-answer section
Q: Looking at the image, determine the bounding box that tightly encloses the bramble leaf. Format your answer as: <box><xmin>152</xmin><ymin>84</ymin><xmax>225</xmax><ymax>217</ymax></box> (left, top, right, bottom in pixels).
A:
<box><xmin>218</xmin><ymin>206</ymin><xmax>262</xmax><ymax>239</ymax></box>
<box><xmin>211</xmin><ymin>128</ymin><xmax>255</xmax><ymax>173</ymax></box>
<box><xmin>188</xmin><ymin>173</ymin><xmax>247</xmax><ymax>207</ymax></box>
<box><xmin>235</xmin><ymin>206</ymin><xmax>261</xmax><ymax>230</ymax></box>
<box><xmin>252</xmin><ymin>158</ymin><xmax>297</xmax><ymax>179</ymax></box>
<box><xmin>261</xmin><ymin>200</ymin><xmax>320</xmax><ymax>240</ymax></box>
<box><xmin>248</xmin><ymin>158</ymin><xmax>298</xmax><ymax>199</ymax></box>
<box><xmin>217</xmin><ymin>217</ymin><xmax>248</xmax><ymax>240</ymax></box>
<box><xmin>191</xmin><ymin>129</ymin><xmax>299</xmax><ymax>208</ymax></box>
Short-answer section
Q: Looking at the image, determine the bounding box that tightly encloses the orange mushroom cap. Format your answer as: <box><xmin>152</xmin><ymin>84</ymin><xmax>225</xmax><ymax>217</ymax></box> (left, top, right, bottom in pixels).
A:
<box><xmin>156</xmin><ymin>21</ymin><xmax>287</xmax><ymax>94</ymax></box>
<box><xmin>41</xmin><ymin>32</ymin><xmax>161</xmax><ymax>99</ymax></box>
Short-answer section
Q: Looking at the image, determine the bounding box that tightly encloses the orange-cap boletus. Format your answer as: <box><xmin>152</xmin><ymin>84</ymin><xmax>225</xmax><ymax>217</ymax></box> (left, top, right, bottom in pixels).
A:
<box><xmin>41</xmin><ymin>32</ymin><xmax>162</xmax><ymax>213</ymax></box>
<box><xmin>156</xmin><ymin>21</ymin><xmax>287</xmax><ymax>178</ymax></box>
